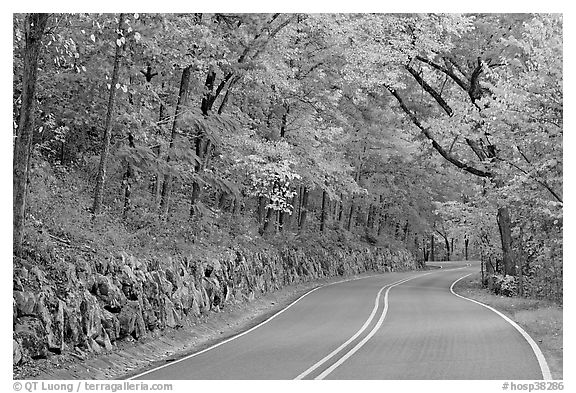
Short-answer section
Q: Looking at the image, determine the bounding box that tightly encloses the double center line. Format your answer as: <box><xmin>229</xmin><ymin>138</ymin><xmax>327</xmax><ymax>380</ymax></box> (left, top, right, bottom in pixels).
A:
<box><xmin>295</xmin><ymin>266</ymin><xmax>470</xmax><ymax>380</ymax></box>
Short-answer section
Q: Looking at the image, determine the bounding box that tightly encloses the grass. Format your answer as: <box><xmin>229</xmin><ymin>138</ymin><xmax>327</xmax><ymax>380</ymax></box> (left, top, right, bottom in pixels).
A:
<box><xmin>453</xmin><ymin>272</ymin><xmax>563</xmax><ymax>380</ymax></box>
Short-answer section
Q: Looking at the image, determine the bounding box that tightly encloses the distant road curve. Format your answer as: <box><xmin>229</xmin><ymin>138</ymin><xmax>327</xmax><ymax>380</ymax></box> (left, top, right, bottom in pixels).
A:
<box><xmin>130</xmin><ymin>261</ymin><xmax>549</xmax><ymax>380</ymax></box>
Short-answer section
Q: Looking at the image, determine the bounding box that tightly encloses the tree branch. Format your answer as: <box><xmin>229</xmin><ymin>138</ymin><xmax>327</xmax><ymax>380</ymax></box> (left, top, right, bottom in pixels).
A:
<box><xmin>406</xmin><ymin>64</ymin><xmax>453</xmax><ymax>117</ymax></box>
<box><xmin>496</xmin><ymin>156</ymin><xmax>562</xmax><ymax>203</ymax></box>
<box><xmin>416</xmin><ymin>55</ymin><xmax>469</xmax><ymax>92</ymax></box>
<box><xmin>387</xmin><ymin>86</ymin><xmax>493</xmax><ymax>179</ymax></box>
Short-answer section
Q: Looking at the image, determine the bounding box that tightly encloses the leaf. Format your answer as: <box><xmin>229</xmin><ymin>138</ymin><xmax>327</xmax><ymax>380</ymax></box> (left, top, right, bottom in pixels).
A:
<box><xmin>90</xmin><ymin>34</ymin><xmax>95</xmax><ymax>43</ymax></box>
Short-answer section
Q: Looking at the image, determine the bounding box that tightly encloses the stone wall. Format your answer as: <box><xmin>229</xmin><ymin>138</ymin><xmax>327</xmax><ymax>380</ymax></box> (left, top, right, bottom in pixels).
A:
<box><xmin>13</xmin><ymin>243</ymin><xmax>416</xmax><ymax>365</ymax></box>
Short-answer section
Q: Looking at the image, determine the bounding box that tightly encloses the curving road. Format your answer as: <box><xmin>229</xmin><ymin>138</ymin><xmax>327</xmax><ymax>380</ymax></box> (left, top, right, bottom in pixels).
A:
<box><xmin>132</xmin><ymin>261</ymin><xmax>548</xmax><ymax>380</ymax></box>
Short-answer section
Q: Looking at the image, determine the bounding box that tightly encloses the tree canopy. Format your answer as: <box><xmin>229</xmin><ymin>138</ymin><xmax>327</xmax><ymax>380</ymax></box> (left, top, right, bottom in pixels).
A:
<box><xmin>13</xmin><ymin>13</ymin><xmax>562</xmax><ymax>301</ymax></box>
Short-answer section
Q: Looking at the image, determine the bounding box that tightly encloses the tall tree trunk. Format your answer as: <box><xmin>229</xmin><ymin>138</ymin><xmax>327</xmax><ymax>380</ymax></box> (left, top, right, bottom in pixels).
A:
<box><xmin>189</xmin><ymin>182</ymin><xmax>201</xmax><ymax>218</ymax></box>
<box><xmin>320</xmin><ymin>190</ymin><xmax>328</xmax><ymax>232</ymax></box>
<box><xmin>13</xmin><ymin>13</ymin><xmax>49</xmax><ymax>256</ymax></box>
<box><xmin>160</xmin><ymin>65</ymin><xmax>192</xmax><ymax>215</ymax></box>
<box><xmin>497</xmin><ymin>206</ymin><xmax>515</xmax><ymax>275</ymax></box>
<box><xmin>430</xmin><ymin>235</ymin><xmax>435</xmax><ymax>262</ymax></box>
<box><xmin>346</xmin><ymin>201</ymin><xmax>355</xmax><ymax>231</ymax></box>
<box><xmin>93</xmin><ymin>13</ymin><xmax>125</xmax><ymax>215</ymax></box>
<box><xmin>152</xmin><ymin>81</ymin><xmax>166</xmax><ymax>201</ymax></box>
<box><xmin>337</xmin><ymin>193</ymin><xmax>344</xmax><ymax>223</ymax></box>
<box><xmin>299</xmin><ymin>187</ymin><xmax>309</xmax><ymax>229</ymax></box>
<box><xmin>402</xmin><ymin>220</ymin><xmax>409</xmax><ymax>241</ymax></box>
<box><xmin>190</xmin><ymin>69</ymin><xmax>218</xmax><ymax>215</ymax></box>
<box><xmin>122</xmin><ymin>132</ymin><xmax>136</xmax><ymax>220</ymax></box>
<box><xmin>261</xmin><ymin>206</ymin><xmax>274</xmax><ymax>235</ymax></box>
<box><xmin>151</xmin><ymin>145</ymin><xmax>162</xmax><ymax>204</ymax></box>
<box><xmin>280</xmin><ymin>102</ymin><xmax>289</xmax><ymax>138</ymax></box>
<box><xmin>377</xmin><ymin>215</ymin><xmax>384</xmax><ymax>237</ymax></box>
<box><xmin>366</xmin><ymin>204</ymin><xmax>374</xmax><ymax>229</ymax></box>
<box><xmin>465</xmin><ymin>235</ymin><xmax>469</xmax><ymax>260</ymax></box>
<box><xmin>257</xmin><ymin>196</ymin><xmax>266</xmax><ymax>223</ymax></box>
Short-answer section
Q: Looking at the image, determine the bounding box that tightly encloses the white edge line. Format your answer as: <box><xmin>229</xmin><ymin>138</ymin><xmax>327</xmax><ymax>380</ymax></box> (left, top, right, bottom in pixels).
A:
<box><xmin>128</xmin><ymin>271</ymin><xmax>386</xmax><ymax>379</ymax></box>
<box><xmin>450</xmin><ymin>273</ymin><xmax>552</xmax><ymax>380</ymax></box>
<box><xmin>294</xmin><ymin>275</ymin><xmax>418</xmax><ymax>380</ymax></box>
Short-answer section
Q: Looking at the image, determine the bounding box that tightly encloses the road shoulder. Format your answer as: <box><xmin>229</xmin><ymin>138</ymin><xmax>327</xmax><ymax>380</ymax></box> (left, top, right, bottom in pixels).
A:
<box><xmin>452</xmin><ymin>272</ymin><xmax>563</xmax><ymax>380</ymax></box>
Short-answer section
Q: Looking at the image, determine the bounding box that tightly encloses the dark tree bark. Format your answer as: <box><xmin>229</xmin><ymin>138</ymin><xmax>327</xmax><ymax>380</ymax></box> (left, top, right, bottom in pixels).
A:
<box><xmin>430</xmin><ymin>235</ymin><xmax>435</xmax><ymax>262</ymax></box>
<box><xmin>465</xmin><ymin>235</ymin><xmax>469</xmax><ymax>260</ymax></box>
<box><xmin>497</xmin><ymin>207</ymin><xmax>515</xmax><ymax>275</ymax></box>
<box><xmin>189</xmin><ymin>182</ymin><xmax>201</xmax><ymax>218</ymax></box>
<box><xmin>346</xmin><ymin>201</ymin><xmax>355</xmax><ymax>232</ymax></box>
<box><xmin>93</xmin><ymin>13</ymin><xmax>126</xmax><ymax>215</ymax></box>
<box><xmin>13</xmin><ymin>13</ymin><xmax>49</xmax><ymax>256</ymax></box>
<box><xmin>261</xmin><ymin>206</ymin><xmax>274</xmax><ymax>235</ymax></box>
<box><xmin>299</xmin><ymin>187</ymin><xmax>309</xmax><ymax>229</ymax></box>
<box><xmin>280</xmin><ymin>102</ymin><xmax>289</xmax><ymax>138</ymax></box>
<box><xmin>160</xmin><ymin>65</ymin><xmax>192</xmax><ymax>216</ymax></box>
<box><xmin>257</xmin><ymin>196</ymin><xmax>266</xmax><ymax>223</ymax></box>
<box><xmin>338</xmin><ymin>193</ymin><xmax>344</xmax><ymax>223</ymax></box>
<box><xmin>366</xmin><ymin>204</ymin><xmax>375</xmax><ymax>230</ymax></box>
<box><xmin>320</xmin><ymin>190</ymin><xmax>328</xmax><ymax>232</ymax></box>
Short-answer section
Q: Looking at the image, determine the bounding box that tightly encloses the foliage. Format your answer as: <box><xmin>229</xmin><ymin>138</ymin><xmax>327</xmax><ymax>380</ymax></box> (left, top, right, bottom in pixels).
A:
<box><xmin>13</xmin><ymin>13</ymin><xmax>562</xmax><ymax>302</ymax></box>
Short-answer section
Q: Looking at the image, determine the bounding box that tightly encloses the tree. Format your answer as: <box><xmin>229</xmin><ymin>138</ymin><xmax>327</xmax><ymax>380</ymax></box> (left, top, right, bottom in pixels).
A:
<box><xmin>13</xmin><ymin>13</ymin><xmax>49</xmax><ymax>255</ymax></box>
<box><xmin>92</xmin><ymin>13</ymin><xmax>126</xmax><ymax>215</ymax></box>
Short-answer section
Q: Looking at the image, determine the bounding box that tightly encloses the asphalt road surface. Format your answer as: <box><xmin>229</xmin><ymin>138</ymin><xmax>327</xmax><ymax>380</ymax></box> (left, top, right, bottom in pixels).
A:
<box><xmin>133</xmin><ymin>261</ymin><xmax>548</xmax><ymax>380</ymax></box>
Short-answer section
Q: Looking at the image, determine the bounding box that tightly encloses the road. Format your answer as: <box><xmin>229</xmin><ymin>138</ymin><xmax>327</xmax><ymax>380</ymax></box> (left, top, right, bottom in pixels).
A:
<box><xmin>132</xmin><ymin>261</ymin><xmax>549</xmax><ymax>380</ymax></box>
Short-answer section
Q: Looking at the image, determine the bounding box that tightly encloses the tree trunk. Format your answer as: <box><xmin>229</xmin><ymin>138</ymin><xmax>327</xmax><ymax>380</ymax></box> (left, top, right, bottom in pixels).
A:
<box><xmin>296</xmin><ymin>186</ymin><xmax>303</xmax><ymax>226</ymax></box>
<box><xmin>152</xmin><ymin>81</ymin><xmax>167</xmax><ymax>201</ymax></box>
<box><xmin>346</xmin><ymin>201</ymin><xmax>355</xmax><ymax>231</ymax></box>
<box><xmin>13</xmin><ymin>13</ymin><xmax>49</xmax><ymax>256</ymax></box>
<box><xmin>320</xmin><ymin>190</ymin><xmax>328</xmax><ymax>232</ymax></box>
<box><xmin>402</xmin><ymin>220</ymin><xmax>409</xmax><ymax>241</ymax></box>
<box><xmin>160</xmin><ymin>65</ymin><xmax>192</xmax><ymax>216</ymax></box>
<box><xmin>278</xmin><ymin>210</ymin><xmax>285</xmax><ymax>232</ymax></box>
<box><xmin>299</xmin><ymin>187</ymin><xmax>309</xmax><ymax>229</ymax></box>
<box><xmin>261</xmin><ymin>206</ymin><xmax>274</xmax><ymax>235</ymax></box>
<box><xmin>497</xmin><ymin>206</ymin><xmax>515</xmax><ymax>275</ymax></box>
<box><xmin>93</xmin><ymin>13</ymin><xmax>125</xmax><ymax>215</ymax></box>
<box><xmin>366</xmin><ymin>204</ymin><xmax>374</xmax><ymax>230</ymax></box>
<box><xmin>338</xmin><ymin>193</ymin><xmax>344</xmax><ymax>223</ymax></box>
<box><xmin>257</xmin><ymin>196</ymin><xmax>266</xmax><ymax>223</ymax></box>
<box><xmin>122</xmin><ymin>132</ymin><xmax>136</xmax><ymax>220</ymax></box>
<box><xmin>189</xmin><ymin>182</ymin><xmax>201</xmax><ymax>218</ymax></box>
<box><xmin>465</xmin><ymin>236</ymin><xmax>469</xmax><ymax>260</ymax></box>
<box><xmin>430</xmin><ymin>235</ymin><xmax>435</xmax><ymax>262</ymax></box>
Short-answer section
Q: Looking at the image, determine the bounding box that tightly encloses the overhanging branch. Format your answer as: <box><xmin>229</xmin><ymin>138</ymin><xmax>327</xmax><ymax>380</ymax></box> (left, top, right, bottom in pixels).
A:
<box><xmin>386</xmin><ymin>86</ymin><xmax>493</xmax><ymax>179</ymax></box>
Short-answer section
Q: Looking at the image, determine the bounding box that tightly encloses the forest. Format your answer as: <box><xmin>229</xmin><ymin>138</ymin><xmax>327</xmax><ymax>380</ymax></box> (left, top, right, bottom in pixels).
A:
<box><xmin>12</xmin><ymin>12</ymin><xmax>562</xmax><ymax>366</ymax></box>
